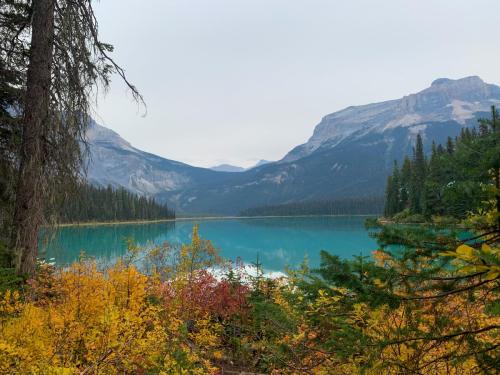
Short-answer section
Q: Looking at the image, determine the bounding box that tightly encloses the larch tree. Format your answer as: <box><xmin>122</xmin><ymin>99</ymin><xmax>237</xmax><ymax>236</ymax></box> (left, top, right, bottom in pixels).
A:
<box><xmin>1</xmin><ymin>0</ymin><xmax>142</xmax><ymax>276</ymax></box>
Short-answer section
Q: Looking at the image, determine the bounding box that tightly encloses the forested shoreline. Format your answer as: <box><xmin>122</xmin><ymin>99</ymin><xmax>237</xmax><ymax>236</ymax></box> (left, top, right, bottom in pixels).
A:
<box><xmin>57</xmin><ymin>184</ymin><xmax>175</xmax><ymax>223</ymax></box>
<box><xmin>240</xmin><ymin>196</ymin><xmax>384</xmax><ymax>217</ymax></box>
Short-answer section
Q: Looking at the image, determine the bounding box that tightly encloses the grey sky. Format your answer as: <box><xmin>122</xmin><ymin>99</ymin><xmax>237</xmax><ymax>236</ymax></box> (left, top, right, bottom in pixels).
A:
<box><xmin>94</xmin><ymin>0</ymin><xmax>500</xmax><ymax>168</ymax></box>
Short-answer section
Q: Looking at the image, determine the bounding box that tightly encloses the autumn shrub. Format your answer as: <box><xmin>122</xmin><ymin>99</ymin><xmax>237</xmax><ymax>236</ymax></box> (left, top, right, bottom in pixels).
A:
<box><xmin>0</xmin><ymin>240</ymin><xmax>231</xmax><ymax>374</ymax></box>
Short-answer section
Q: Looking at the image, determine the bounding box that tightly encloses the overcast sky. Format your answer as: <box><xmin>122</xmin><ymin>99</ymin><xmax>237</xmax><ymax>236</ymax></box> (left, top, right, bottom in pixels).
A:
<box><xmin>93</xmin><ymin>0</ymin><xmax>500</xmax><ymax>168</ymax></box>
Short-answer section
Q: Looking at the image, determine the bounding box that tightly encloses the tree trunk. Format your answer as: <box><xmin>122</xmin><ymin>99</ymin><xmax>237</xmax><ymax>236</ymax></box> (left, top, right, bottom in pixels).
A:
<box><xmin>11</xmin><ymin>0</ymin><xmax>55</xmax><ymax>276</ymax></box>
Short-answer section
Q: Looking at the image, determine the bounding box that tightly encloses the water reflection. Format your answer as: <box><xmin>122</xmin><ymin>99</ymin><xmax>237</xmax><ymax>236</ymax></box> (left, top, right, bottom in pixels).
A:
<box><xmin>41</xmin><ymin>216</ymin><xmax>379</xmax><ymax>272</ymax></box>
<box><xmin>40</xmin><ymin>221</ymin><xmax>176</xmax><ymax>265</ymax></box>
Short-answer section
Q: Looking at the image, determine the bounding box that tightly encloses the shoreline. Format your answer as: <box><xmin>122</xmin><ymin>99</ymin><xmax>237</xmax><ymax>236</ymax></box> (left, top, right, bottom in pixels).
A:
<box><xmin>51</xmin><ymin>214</ymin><xmax>380</xmax><ymax>228</ymax></box>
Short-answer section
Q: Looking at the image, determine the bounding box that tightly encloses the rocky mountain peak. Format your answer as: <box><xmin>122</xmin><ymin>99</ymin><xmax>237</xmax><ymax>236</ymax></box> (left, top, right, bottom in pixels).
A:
<box><xmin>282</xmin><ymin>76</ymin><xmax>500</xmax><ymax>163</ymax></box>
<box><xmin>431</xmin><ymin>76</ymin><xmax>483</xmax><ymax>87</ymax></box>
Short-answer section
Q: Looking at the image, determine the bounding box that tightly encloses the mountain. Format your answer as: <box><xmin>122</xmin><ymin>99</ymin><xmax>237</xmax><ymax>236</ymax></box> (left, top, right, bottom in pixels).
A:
<box><xmin>86</xmin><ymin>76</ymin><xmax>500</xmax><ymax>215</ymax></box>
<box><xmin>283</xmin><ymin>76</ymin><xmax>500</xmax><ymax>162</ymax></box>
<box><xmin>210</xmin><ymin>160</ymin><xmax>272</xmax><ymax>173</ymax></box>
<box><xmin>210</xmin><ymin>164</ymin><xmax>246</xmax><ymax>173</ymax></box>
<box><xmin>86</xmin><ymin>120</ymin><xmax>236</xmax><ymax>198</ymax></box>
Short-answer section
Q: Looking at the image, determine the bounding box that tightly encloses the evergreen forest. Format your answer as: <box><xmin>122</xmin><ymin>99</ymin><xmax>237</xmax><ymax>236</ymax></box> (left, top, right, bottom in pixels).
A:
<box><xmin>241</xmin><ymin>196</ymin><xmax>384</xmax><ymax>216</ymax></box>
<box><xmin>58</xmin><ymin>184</ymin><xmax>175</xmax><ymax>223</ymax></box>
<box><xmin>384</xmin><ymin>106</ymin><xmax>500</xmax><ymax>224</ymax></box>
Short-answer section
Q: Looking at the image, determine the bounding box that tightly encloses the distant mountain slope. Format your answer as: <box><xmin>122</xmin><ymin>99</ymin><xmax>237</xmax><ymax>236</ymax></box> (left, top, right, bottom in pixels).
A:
<box><xmin>210</xmin><ymin>164</ymin><xmax>246</xmax><ymax>172</ymax></box>
<box><xmin>210</xmin><ymin>160</ymin><xmax>272</xmax><ymax>172</ymax></box>
<box><xmin>86</xmin><ymin>76</ymin><xmax>500</xmax><ymax>215</ymax></box>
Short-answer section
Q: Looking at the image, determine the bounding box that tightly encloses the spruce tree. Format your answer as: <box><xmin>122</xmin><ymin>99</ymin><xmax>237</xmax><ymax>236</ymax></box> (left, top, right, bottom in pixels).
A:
<box><xmin>384</xmin><ymin>176</ymin><xmax>394</xmax><ymax>217</ymax></box>
<box><xmin>478</xmin><ymin>106</ymin><xmax>500</xmax><ymax>230</ymax></box>
<box><xmin>391</xmin><ymin>161</ymin><xmax>401</xmax><ymax>214</ymax></box>
<box><xmin>400</xmin><ymin>156</ymin><xmax>412</xmax><ymax>210</ymax></box>
<box><xmin>410</xmin><ymin>134</ymin><xmax>427</xmax><ymax>214</ymax></box>
<box><xmin>424</xmin><ymin>141</ymin><xmax>445</xmax><ymax>216</ymax></box>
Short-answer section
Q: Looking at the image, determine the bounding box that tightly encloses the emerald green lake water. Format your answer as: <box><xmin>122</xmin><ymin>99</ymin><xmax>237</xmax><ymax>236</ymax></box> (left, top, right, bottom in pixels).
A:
<box><xmin>40</xmin><ymin>216</ymin><xmax>379</xmax><ymax>272</ymax></box>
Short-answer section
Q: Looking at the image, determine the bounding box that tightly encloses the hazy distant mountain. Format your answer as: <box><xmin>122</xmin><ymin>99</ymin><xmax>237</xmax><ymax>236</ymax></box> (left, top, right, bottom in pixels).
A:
<box><xmin>210</xmin><ymin>160</ymin><xmax>272</xmax><ymax>172</ymax></box>
<box><xmin>86</xmin><ymin>76</ymin><xmax>500</xmax><ymax>215</ymax></box>
<box><xmin>210</xmin><ymin>164</ymin><xmax>246</xmax><ymax>172</ymax></box>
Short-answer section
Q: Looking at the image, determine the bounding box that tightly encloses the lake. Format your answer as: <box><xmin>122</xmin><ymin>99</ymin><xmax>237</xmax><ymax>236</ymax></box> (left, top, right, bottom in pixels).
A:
<box><xmin>40</xmin><ymin>216</ymin><xmax>379</xmax><ymax>272</ymax></box>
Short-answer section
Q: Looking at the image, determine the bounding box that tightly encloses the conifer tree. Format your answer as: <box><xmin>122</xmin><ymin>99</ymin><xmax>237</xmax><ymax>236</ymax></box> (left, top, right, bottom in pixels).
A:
<box><xmin>384</xmin><ymin>161</ymin><xmax>402</xmax><ymax>216</ymax></box>
<box><xmin>424</xmin><ymin>140</ymin><xmax>445</xmax><ymax>216</ymax></box>
<box><xmin>1</xmin><ymin>0</ymin><xmax>142</xmax><ymax>275</ymax></box>
<box><xmin>384</xmin><ymin>107</ymin><xmax>500</xmax><ymax>221</ymax></box>
<box><xmin>410</xmin><ymin>134</ymin><xmax>427</xmax><ymax>214</ymax></box>
<box><xmin>478</xmin><ymin>106</ymin><xmax>500</xmax><ymax>230</ymax></box>
<box><xmin>384</xmin><ymin>175</ymin><xmax>394</xmax><ymax>217</ymax></box>
<box><xmin>400</xmin><ymin>156</ymin><xmax>412</xmax><ymax>209</ymax></box>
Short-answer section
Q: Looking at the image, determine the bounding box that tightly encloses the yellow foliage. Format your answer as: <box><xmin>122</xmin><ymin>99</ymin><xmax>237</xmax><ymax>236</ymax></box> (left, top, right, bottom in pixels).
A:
<box><xmin>0</xmin><ymin>260</ymin><xmax>220</xmax><ymax>374</ymax></box>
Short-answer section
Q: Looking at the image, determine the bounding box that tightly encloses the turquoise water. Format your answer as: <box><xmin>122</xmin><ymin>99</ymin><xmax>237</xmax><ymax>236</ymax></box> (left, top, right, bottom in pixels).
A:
<box><xmin>40</xmin><ymin>216</ymin><xmax>379</xmax><ymax>272</ymax></box>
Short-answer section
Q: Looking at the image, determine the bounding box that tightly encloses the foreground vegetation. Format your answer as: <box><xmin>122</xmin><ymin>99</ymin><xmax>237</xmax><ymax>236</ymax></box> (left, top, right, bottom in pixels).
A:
<box><xmin>0</xmin><ymin>217</ymin><xmax>498</xmax><ymax>374</ymax></box>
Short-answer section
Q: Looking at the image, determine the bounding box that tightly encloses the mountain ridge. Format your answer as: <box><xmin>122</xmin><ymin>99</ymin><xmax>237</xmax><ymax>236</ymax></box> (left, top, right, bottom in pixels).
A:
<box><xmin>86</xmin><ymin>76</ymin><xmax>500</xmax><ymax>214</ymax></box>
<box><xmin>282</xmin><ymin>76</ymin><xmax>500</xmax><ymax>163</ymax></box>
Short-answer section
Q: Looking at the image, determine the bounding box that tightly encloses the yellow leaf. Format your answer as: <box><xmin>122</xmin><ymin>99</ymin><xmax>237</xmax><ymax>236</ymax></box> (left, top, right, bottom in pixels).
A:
<box><xmin>438</xmin><ymin>251</ymin><xmax>457</xmax><ymax>257</ymax></box>
<box><xmin>484</xmin><ymin>271</ymin><xmax>499</xmax><ymax>281</ymax></box>
<box><xmin>481</xmin><ymin>243</ymin><xmax>492</xmax><ymax>254</ymax></box>
<box><xmin>456</xmin><ymin>245</ymin><xmax>474</xmax><ymax>257</ymax></box>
